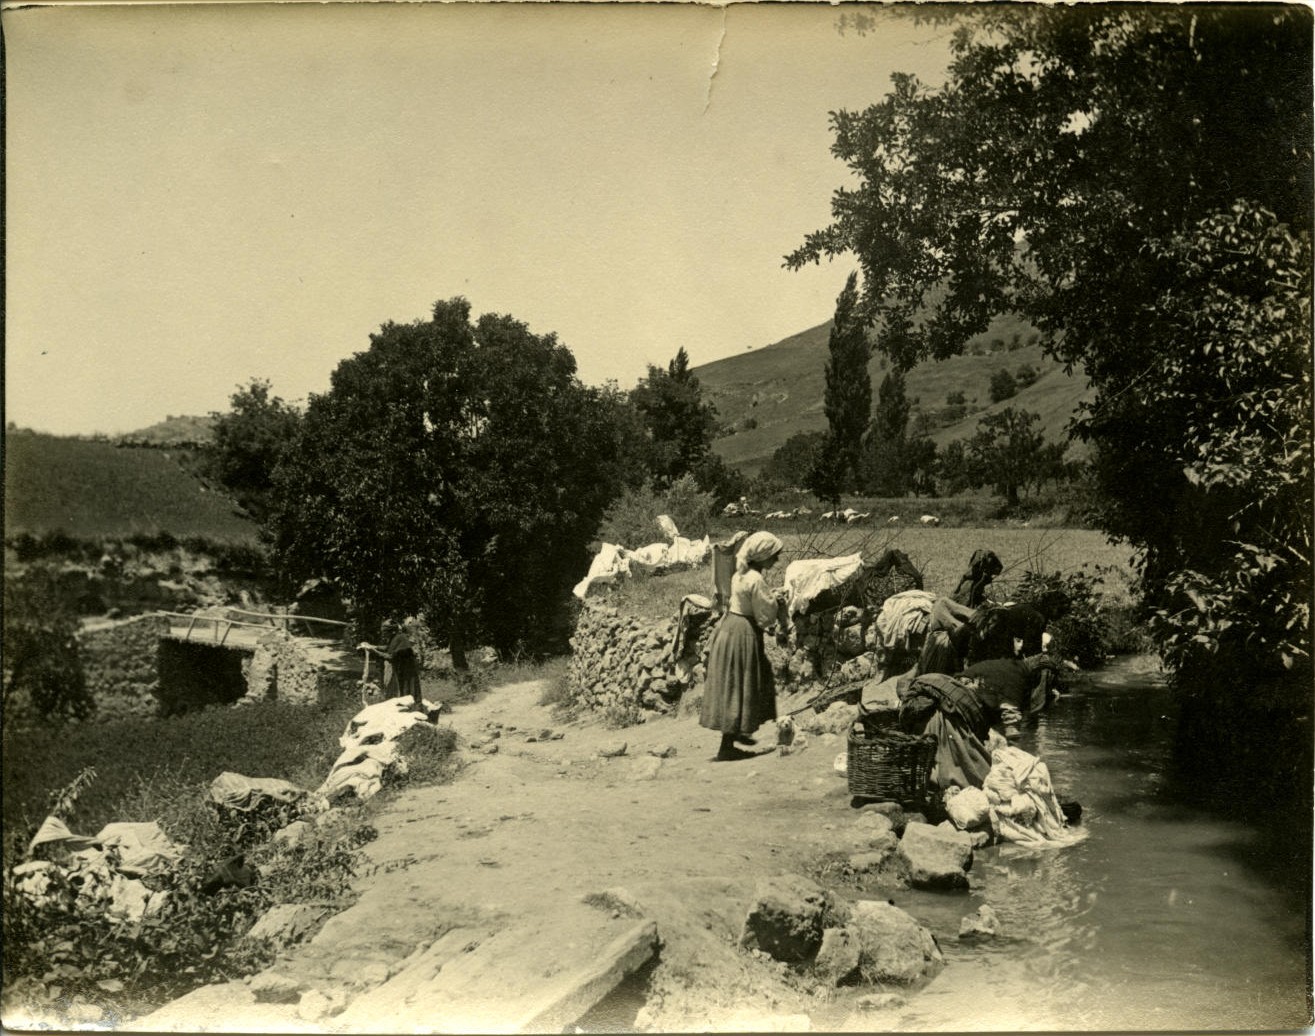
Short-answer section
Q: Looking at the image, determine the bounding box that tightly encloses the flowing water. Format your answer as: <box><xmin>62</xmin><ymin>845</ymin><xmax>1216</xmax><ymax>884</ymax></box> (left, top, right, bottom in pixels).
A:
<box><xmin>880</xmin><ymin>655</ymin><xmax>1312</xmax><ymax>1032</ymax></box>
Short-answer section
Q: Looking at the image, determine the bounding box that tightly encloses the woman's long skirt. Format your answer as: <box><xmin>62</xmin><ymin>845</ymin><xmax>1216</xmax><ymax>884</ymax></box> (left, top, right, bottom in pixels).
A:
<box><xmin>699</xmin><ymin>612</ymin><xmax>776</xmax><ymax>735</ymax></box>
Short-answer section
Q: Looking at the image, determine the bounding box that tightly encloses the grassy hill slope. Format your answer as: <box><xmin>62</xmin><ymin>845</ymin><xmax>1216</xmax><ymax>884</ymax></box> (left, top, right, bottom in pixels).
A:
<box><xmin>700</xmin><ymin>316</ymin><xmax>1090</xmax><ymax>475</ymax></box>
<box><xmin>4</xmin><ymin>431</ymin><xmax>258</xmax><ymax>544</ymax></box>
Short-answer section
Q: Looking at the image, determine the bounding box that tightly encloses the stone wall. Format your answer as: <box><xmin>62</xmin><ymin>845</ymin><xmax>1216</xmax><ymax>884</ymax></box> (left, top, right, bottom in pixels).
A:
<box><xmin>79</xmin><ymin>614</ymin><xmax>170</xmax><ymax>721</ymax></box>
<box><xmin>243</xmin><ymin>630</ymin><xmax>324</xmax><ymax>707</ymax></box>
<box><xmin>567</xmin><ymin>599</ymin><xmax>900</xmax><ymax>722</ymax></box>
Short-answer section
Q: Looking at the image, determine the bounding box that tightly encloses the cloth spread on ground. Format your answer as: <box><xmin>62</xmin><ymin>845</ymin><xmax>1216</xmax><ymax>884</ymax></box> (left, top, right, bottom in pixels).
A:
<box><xmin>208</xmin><ymin>772</ymin><xmax>307</xmax><ymax>812</ymax></box>
<box><xmin>875</xmin><ymin>590</ymin><xmax>938</xmax><ymax>653</ymax></box>
<box><xmin>319</xmin><ymin>696</ymin><xmax>442</xmax><ymax>802</ymax></box>
<box><xmin>18</xmin><ymin>819</ymin><xmax>183</xmax><ymax>922</ymax></box>
<box><xmin>781</xmin><ymin>554</ymin><xmax>864</xmax><ymax>615</ymax></box>
<box><xmin>982</xmin><ymin>745</ymin><xmax>1084</xmax><ymax>847</ymax></box>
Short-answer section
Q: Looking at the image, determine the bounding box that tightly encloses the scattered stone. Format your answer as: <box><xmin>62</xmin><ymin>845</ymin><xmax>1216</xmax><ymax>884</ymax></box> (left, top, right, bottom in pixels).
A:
<box><xmin>599</xmin><ymin>741</ymin><xmax>628</xmax><ymax>758</ymax></box>
<box><xmin>848</xmin><ymin>899</ymin><xmax>944</xmax><ymax>984</ymax></box>
<box><xmin>903</xmin><ymin>811</ymin><xmax>928</xmax><ymax>828</ymax></box>
<box><xmin>245</xmin><ymin>903</ymin><xmax>327</xmax><ymax>948</ymax></box>
<box><xmin>847</xmin><ymin>839</ymin><xmax>898</xmax><ymax>874</ymax></box>
<box><xmin>813</xmin><ymin>926</ymin><xmax>861</xmax><ymax>986</ymax></box>
<box><xmin>483</xmin><ymin>743</ymin><xmax>500</xmax><ymax>755</ymax></box>
<box><xmin>296</xmin><ymin>988</ymin><xmax>348</xmax><ymax>1022</ymax></box>
<box><xmin>271</xmin><ymin>820</ymin><xmax>311</xmax><ymax>849</ymax></box>
<box><xmin>898</xmin><ymin>822</ymin><xmax>974</xmax><ymax>891</ymax></box>
<box><xmin>739</xmin><ymin>874</ymin><xmax>847</xmax><ymax>963</ymax></box>
<box><xmin>250</xmin><ymin>971</ymin><xmax>304</xmax><ymax>1004</ymax></box>
<box><xmin>629</xmin><ymin>757</ymin><xmax>663</xmax><ymax>781</ymax></box>
<box><xmin>539</xmin><ymin>729</ymin><xmax>553</xmax><ymax>740</ymax></box>
<box><xmin>647</xmin><ymin>744</ymin><xmax>677</xmax><ymax>758</ymax></box>
<box><xmin>958</xmin><ymin>903</ymin><xmax>1001</xmax><ymax>940</ymax></box>
<box><xmin>854</xmin><ymin>992</ymin><xmax>906</xmax><ymax>1011</ymax></box>
<box><xmin>853</xmin><ymin>811</ymin><xmax>894</xmax><ymax>840</ymax></box>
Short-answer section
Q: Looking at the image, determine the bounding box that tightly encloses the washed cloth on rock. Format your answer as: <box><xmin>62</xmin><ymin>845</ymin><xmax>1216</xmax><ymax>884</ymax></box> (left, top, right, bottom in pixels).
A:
<box><xmin>983</xmin><ymin>745</ymin><xmax>1083</xmax><ymax>847</ymax></box>
<box><xmin>782</xmin><ymin>553</ymin><xmax>864</xmax><ymax>616</ymax></box>
<box><xmin>875</xmin><ymin>590</ymin><xmax>938</xmax><ymax>653</ymax></box>
<box><xmin>700</xmin><ymin>568</ymin><xmax>779</xmax><ymax>736</ymax></box>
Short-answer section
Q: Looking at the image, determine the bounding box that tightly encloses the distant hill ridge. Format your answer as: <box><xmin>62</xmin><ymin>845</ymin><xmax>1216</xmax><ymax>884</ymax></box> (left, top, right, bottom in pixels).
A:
<box><xmin>696</xmin><ymin>318</ymin><xmax>1092</xmax><ymax>475</ymax></box>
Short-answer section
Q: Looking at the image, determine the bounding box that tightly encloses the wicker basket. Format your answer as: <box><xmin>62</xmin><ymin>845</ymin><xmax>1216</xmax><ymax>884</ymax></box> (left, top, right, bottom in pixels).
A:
<box><xmin>847</xmin><ymin>723</ymin><xmax>937</xmax><ymax>802</ymax></box>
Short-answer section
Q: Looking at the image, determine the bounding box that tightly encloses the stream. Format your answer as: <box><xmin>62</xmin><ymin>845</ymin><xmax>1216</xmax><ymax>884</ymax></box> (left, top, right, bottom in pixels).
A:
<box><xmin>876</xmin><ymin>654</ymin><xmax>1312</xmax><ymax>1032</ymax></box>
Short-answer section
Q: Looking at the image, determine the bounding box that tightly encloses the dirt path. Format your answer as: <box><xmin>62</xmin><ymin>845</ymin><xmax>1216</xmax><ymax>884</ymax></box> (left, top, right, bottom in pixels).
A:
<box><xmin>142</xmin><ymin>681</ymin><xmax>910</xmax><ymax>1033</ymax></box>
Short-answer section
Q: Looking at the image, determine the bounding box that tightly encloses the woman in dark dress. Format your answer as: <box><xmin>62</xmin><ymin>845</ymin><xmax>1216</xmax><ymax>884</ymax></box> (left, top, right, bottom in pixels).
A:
<box><xmin>700</xmin><ymin>531</ymin><xmax>787</xmax><ymax>761</ymax></box>
<box><xmin>366</xmin><ymin>620</ymin><xmax>423</xmax><ymax>708</ymax></box>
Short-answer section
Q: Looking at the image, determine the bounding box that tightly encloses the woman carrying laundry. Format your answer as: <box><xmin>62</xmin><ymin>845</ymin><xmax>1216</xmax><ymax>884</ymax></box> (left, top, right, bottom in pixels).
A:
<box><xmin>700</xmin><ymin>531</ymin><xmax>788</xmax><ymax>762</ymax></box>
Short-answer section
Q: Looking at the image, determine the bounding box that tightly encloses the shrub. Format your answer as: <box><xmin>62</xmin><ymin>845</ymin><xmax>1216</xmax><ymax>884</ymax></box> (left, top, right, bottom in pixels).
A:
<box><xmin>1</xmin><ymin>767</ymin><xmax>372</xmax><ymax>1026</ymax></box>
<box><xmin>390</xmin><ymin>724</ymin><xmax>459</xmax><ymax>787</ymax></box>
<box><xmin>596</xmin><ymin>474</ymin><xmax>715</xmax><ymax>548</ymax></box>
<box><xmin>3</xmin><ymin>566</ymin><xmax>93</xmax><ymax>724</ymax></box>
<box><xmin>1014</xmin><ymin>567</ymin><xmax>1117</xmax><ymax>669</ymax></box>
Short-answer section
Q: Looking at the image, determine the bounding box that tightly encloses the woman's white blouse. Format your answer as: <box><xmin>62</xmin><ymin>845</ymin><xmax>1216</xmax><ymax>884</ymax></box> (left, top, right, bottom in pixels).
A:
<box><xmin>728</xmin><ymin>569</ymin><xmax>780</xmax><ymax>629</ymax></box>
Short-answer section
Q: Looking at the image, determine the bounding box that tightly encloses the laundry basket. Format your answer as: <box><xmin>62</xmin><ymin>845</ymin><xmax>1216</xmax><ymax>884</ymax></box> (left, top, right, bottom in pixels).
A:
<box><xmin>847</xmin><ymin>723</ymin><xmax>937</xmax><ymax>803</ymax></box>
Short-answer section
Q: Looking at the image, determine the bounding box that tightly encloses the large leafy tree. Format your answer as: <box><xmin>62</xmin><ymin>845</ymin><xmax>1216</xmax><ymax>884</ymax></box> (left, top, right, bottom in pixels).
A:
<box><xmin>629</xmin><ymin>347</ymin><xmax>719</xmax><ymax>487</ymax></box>
<box><xmin>968</xmin><ymin>407</ymin><xmax>1046</xmax><ymax>506</ymax></box>
<box><xmin>272</xmin><ymin>298</ymin><xmax>627</xmax><ymax>662</ymax></box>
<box><xmin>206</xmin><ymin>378</ymin><xmax>302</xmax><ymax>525</ymax></box>
<box><xmin>788</xmin><ymin>6</ymin><xmax>1312</xmax><ymax>691</ymax></box>
<box><xmin>821</xmin><ymin>272</ymin><xmax>871</xmax><ymax>490</ymax></box>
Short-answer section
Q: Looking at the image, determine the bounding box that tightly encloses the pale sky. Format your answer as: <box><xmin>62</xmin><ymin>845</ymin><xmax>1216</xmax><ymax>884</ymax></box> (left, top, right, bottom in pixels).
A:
<box><xmin>5</xmin><ymin>2</ymin><xmax>954</xmax><ymax>436</ymax></box>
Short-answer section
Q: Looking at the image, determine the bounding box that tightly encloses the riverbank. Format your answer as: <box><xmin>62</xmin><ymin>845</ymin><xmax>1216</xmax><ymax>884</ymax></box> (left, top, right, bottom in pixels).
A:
<box><xmin>132</xmin><ymin>655</ymin><xmax>1311</xmax><ymax>1033</ymax></box>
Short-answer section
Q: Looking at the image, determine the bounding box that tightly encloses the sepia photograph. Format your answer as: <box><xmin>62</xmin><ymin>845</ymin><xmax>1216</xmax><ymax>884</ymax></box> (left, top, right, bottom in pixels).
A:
<box><xmin>3</xmin><ymin>1</ymin><xmax>1312</xmax><ymax>1032</ymax></box>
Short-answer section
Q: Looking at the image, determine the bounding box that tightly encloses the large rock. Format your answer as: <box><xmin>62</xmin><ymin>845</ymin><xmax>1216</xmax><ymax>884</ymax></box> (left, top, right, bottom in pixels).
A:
<box><xmin>958</xmin><ymin>903</ymin><xmax>1001</xmax><ymax>940</ymax></box>
<box><xmin>898</xmin><ymin>821</ymin><xmax>973</xmax><ymax>890</ymax></box>
<box><xmin>848</xmin><ymin>899</ymin><xmax>944</xmax><ymax>985</ymax></box>
<box><xmin>738</xmin><ymin>875</ymin><xmax>845</xmax><ymax>963</ymax></box>
<box><xmin>245</xmin><ymin>903</ymin><xmax>328</xmax><ymax>948</ymax></box>
<box><xmin>813</xmin><ymin>926</ymin><xmax>861</xmax><ymax>986</ymax></box>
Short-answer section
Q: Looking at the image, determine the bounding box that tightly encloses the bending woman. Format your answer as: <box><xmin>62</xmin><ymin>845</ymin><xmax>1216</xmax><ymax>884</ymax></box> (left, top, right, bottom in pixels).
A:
<box><xmin>700</xmin><ymin>531</ymin><xmax>786</xmax><ymax>762</ymax></box>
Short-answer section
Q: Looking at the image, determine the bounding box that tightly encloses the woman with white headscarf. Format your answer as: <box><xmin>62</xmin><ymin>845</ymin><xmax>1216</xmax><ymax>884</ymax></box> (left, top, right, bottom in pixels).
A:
<box><xmin>700</xmin><ymin>531</ymin><xmax>786</xmax><ymax>761</ymax></box>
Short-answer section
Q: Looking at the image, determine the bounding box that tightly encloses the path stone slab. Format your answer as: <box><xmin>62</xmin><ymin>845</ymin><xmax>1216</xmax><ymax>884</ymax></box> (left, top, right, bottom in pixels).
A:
<box><xmin>333</xmin><ymin>904</ymin><xmax>657</xmax><ymax>1033</ymax></box>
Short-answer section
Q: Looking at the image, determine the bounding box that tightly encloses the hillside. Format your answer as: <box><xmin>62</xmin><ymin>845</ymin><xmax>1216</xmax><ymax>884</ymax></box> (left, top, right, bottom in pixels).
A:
<box><xmin>699</xmin><ymin>317</ymin><xmax>1092</xmax><ymax>475</ymax></box>
<box><xmin>3</xmin><ymin>430</ymin><xmax>258</xmax><ymax>544</ymax></box>
<box><xmin>122</xmin><ymin>414</ymin><xmax>216</xmax><ymax>445</ymax></box>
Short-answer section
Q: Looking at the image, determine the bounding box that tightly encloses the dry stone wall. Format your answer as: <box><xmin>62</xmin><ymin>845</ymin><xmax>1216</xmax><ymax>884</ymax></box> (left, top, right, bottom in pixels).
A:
<box><xmin>79</xmin><ymin>614</ymin><xmax>170</xmax><ymax>721</ymax></box>
<box><xmin>243</xmin><ymin>630</ymin><xmax>323</xmax><ymax>707</ymax></box>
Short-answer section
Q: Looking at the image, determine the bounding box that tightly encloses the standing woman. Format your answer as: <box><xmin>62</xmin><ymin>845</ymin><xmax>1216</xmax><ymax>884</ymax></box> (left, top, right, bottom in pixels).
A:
<box><xmin>700</xmin><ymin>531</ymin><xmax>786</xmax><ymax>761</ymax></box>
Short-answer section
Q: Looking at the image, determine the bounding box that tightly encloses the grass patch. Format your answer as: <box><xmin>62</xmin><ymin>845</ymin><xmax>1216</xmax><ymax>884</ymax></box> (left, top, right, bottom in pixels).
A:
<box><xmin>1</xmin><ymin>701</ymin><xmax>359</xmax><ymax>851</ymax></box>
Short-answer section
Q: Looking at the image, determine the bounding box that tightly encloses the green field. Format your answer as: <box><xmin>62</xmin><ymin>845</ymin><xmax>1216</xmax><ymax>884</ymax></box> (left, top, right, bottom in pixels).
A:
<box><xmin>3</xmin><ymin>430</ymin><xmax>258</xmax><ymax>544</ymax></box>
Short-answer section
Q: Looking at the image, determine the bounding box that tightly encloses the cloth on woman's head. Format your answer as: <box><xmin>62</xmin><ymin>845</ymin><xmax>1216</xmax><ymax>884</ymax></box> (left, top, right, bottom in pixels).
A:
<box><xmin>736</xmin><ymin>531</ymin><xmax>783</xmax><ymax>573</ymax></box>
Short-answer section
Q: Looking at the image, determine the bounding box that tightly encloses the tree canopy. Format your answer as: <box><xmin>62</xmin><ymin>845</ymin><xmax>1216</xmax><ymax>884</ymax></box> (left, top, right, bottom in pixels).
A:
<box><xmin>821</xmin><ymin>272</ymin><xmax>871</xmax><ymax>491</ymax></box>
<box><xmin>629</xmin><ymin>347</ymin><xmax>720</xmax><ymax>488</ymax></box>
<box><xmin>206</xmin><ymin>378</ymin><xmax>302</xmax><ymax>526</ymax></box>
<box><xmin>272</xmin><ymin>298</ymin><xmax>628</xmax><ymax>661</ymax></box>
<box><xmin>789</xmin><ymin>5</ymin><xmax>1312</xmax><ymax>684</ymax></box>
